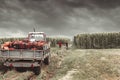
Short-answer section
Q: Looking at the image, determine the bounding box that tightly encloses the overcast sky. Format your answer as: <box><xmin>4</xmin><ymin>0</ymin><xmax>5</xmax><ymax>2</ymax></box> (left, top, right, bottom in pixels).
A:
<box><xmin>0</xmin><ymin>0</ymin><xmax>120</xmax><ymax>38</ymax></box>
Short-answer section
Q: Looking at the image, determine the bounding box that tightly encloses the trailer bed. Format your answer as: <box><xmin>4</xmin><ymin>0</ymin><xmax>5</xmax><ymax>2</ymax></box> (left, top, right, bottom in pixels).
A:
<box><xmin>0</xmin><ymin>49</ymin><xmax>50</xmax><ymax>61</ymax></box>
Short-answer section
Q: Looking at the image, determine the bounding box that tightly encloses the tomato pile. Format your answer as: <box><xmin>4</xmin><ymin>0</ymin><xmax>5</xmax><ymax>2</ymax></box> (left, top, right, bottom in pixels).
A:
<box><xmin>1</xmin><ymin>40</ymin><xmax>46</xmax><ymax>50</ymax></box>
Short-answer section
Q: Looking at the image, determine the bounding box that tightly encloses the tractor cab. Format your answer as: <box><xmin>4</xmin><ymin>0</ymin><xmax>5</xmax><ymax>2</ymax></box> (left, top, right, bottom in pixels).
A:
<box><xmin>28</xmin><ymin>32</ymin><xmax>46</xmax><ymax>42</ymax></box>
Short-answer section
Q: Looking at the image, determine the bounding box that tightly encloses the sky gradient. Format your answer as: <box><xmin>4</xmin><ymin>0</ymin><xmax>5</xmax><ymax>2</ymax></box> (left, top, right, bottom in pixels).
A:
<box><xmin>0</xmin><ymin>0</ymin><xmax>120</xmax><ymax>38</ymax></box>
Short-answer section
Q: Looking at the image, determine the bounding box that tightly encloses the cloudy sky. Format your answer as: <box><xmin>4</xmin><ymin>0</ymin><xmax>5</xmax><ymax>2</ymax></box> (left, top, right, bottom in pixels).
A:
<box><xmin>0</xmin><ymin>0</ymin><xmax>120</xmax><ymax>38</ymax></box>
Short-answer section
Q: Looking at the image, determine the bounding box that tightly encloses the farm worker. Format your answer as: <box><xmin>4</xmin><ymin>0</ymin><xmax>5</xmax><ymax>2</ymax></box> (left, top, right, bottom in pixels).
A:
<box><xmin>65</xmin><ymin>42</ymin><xmax>68</xmax><ymax>50</ymax></box>
<box><xmin>58</xmin><ymin>41</ymin><xmax>62</xmax><ymax>48</ymax></box>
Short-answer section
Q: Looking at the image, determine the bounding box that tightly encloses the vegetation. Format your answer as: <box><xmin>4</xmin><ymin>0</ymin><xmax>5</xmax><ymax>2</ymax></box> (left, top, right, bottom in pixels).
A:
<box><xmin>74</xmin><ymin>32</ymin><xmax>120</xmax><ymax>49</ymax></box>
<box><xmin>46</xmin><ymin>37</ymin><xmax>70</xmax><ymax>47</ymax></box>
<box><xmin>51</xmin><ymin>49</ymin><xmax>120</xmax><ymax>80</ymax></box>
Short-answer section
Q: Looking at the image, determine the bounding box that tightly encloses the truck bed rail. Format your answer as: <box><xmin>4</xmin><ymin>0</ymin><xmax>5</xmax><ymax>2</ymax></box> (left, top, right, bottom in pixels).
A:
<box><xmin>0</xmin><ymin>49</ymin><xmax>47</xmax><ymax>60</ymax></box>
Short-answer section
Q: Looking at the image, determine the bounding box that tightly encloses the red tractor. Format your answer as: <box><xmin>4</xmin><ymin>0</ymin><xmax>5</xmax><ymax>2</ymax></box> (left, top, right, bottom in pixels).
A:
<box><xmin>0</xmin><ymin>32</ymin><xmax>50</xmax><ymax>75</ymax></box>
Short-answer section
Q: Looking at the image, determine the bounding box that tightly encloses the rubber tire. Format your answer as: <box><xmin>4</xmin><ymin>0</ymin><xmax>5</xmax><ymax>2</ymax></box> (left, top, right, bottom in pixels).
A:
<box><xmin>33</xmin><ymin>67</ymin><xmax>41</xmax><ymax>75</ymax></box>
<box><xmin>43</xmin><ymin>56</ymin><xmax>50</xmax><ymax>65</ymax></box>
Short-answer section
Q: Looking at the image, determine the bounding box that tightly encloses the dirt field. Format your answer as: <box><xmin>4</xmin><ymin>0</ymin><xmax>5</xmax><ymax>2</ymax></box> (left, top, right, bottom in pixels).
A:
<box><xmin>0</xmin><ymin>48</ymin><xmax>120</xmax><ymax>80</ymax></box>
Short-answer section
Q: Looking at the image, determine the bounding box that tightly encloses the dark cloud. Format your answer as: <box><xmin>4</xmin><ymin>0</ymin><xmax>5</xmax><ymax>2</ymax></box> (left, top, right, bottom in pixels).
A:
<box><xmin>0</xmin><ymin>0</ymin><xmax>120</xmax><ymax>38</ymax></box>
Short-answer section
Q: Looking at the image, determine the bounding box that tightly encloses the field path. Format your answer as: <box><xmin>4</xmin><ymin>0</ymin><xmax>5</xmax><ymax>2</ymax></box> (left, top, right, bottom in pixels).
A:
<box><xmin>58</xmin><ymin>69</ymin><xmax>78</xmax><ymax>80</ymax></box>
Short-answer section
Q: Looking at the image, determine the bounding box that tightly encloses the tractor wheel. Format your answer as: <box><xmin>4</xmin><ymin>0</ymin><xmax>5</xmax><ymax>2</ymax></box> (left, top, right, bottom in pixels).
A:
<box><xmin>33</xmin><ymin>67</ymin><xmax>41</xmax><ymax>75</ymax></box>
<box><xmin>43</xmin><ymin>56</ymin><xmax>50</xmax><ymax>65</ymax></box>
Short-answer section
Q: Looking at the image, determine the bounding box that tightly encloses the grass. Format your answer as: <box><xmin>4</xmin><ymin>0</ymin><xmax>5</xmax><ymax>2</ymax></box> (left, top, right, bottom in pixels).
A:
<box><xmin>51</xmin><ymin>49</ymin><xmax>120</xmax><ymax>80</ymax></box>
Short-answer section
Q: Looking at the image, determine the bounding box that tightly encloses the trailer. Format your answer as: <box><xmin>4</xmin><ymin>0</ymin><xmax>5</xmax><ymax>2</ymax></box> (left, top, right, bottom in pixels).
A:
<box><xmin>0</xmin><ymin>32</ymin><xmax>50</xmax><ymax>75</ymax></box>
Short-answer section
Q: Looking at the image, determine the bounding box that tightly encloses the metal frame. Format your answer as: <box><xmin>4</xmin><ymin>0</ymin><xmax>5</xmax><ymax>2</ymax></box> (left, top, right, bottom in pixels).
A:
<box><xmin>4</xmin><ymin>62</ymin><xmax>40</xmax><ymax>67</ymax></box>
<box><xmin>0</xmin><ymin>48</ymin><xmax>50</xmax><ymax>60</ymax></box>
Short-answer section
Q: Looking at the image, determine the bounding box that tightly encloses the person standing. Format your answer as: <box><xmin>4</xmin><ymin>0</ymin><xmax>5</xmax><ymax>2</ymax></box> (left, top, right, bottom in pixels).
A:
<box><xmin>58</xmin><ymin>41</ymin><xmax>62</xmax><ymax>48</ymax></box>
